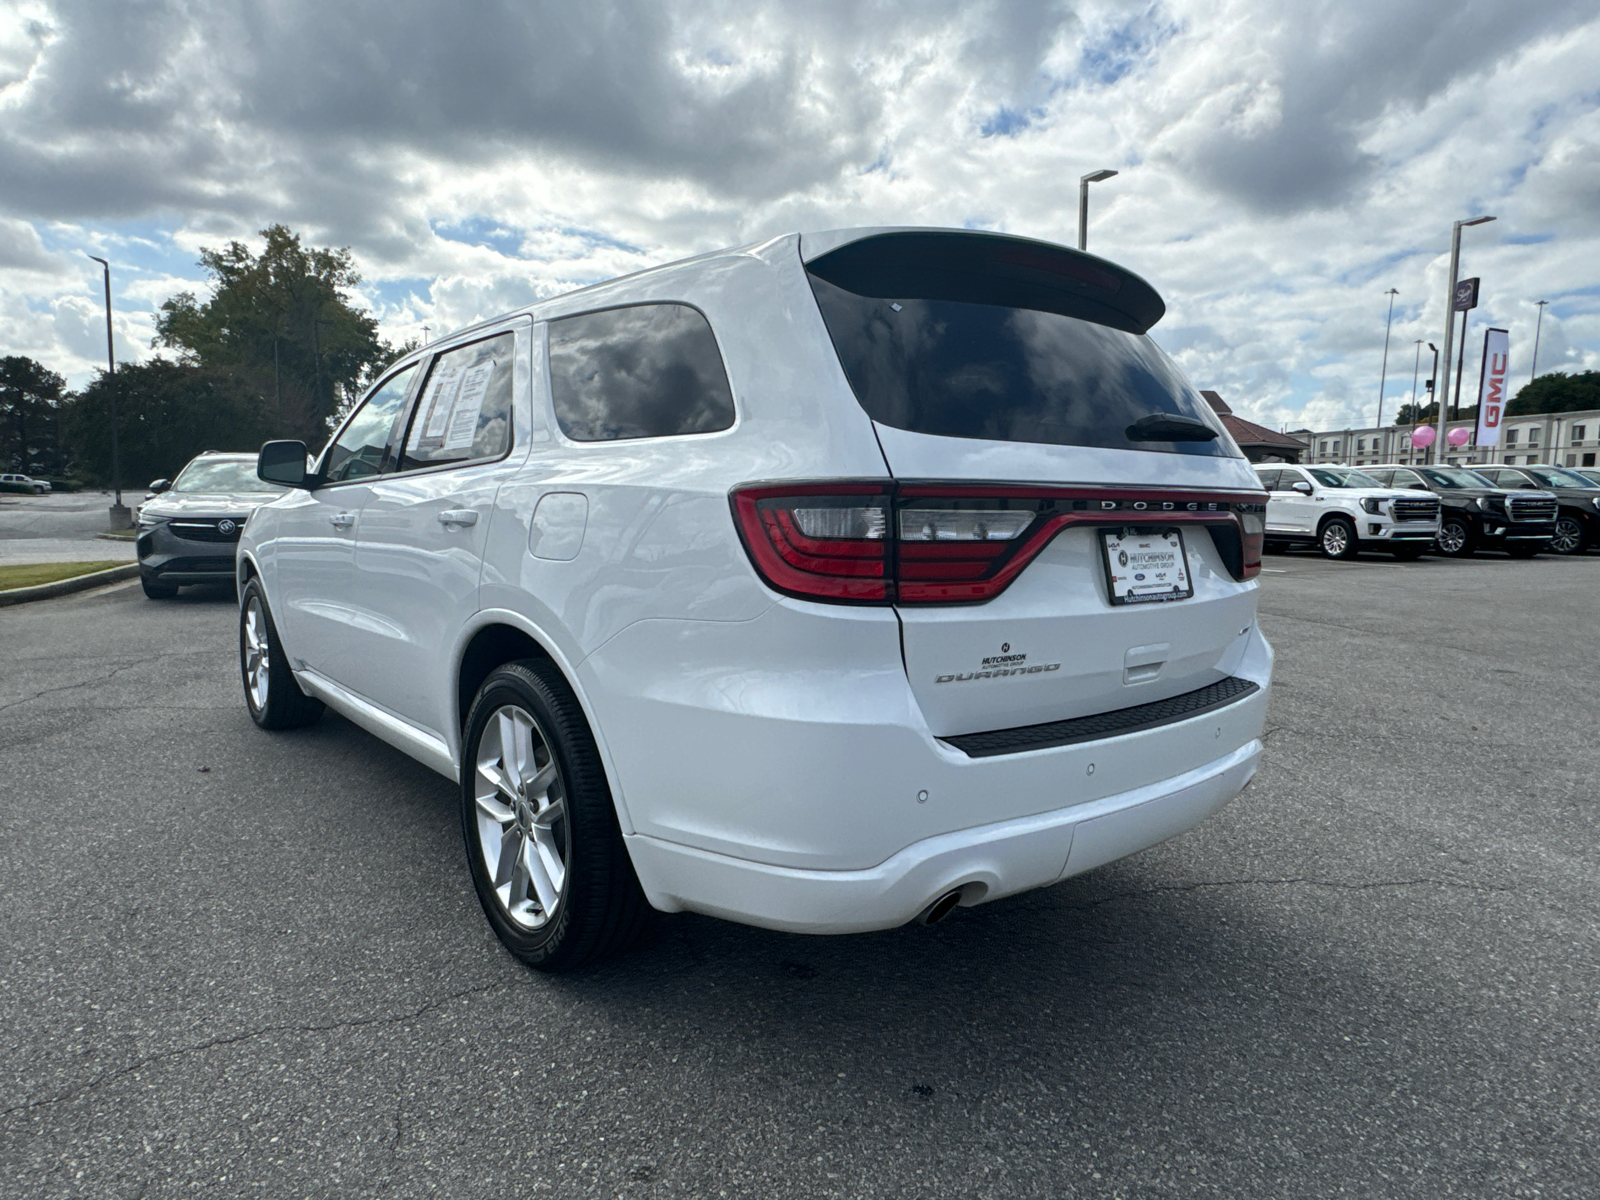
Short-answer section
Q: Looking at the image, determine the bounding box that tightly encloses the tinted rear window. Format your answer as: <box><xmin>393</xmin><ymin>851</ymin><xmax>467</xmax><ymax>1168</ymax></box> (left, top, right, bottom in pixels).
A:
<box><xmin>807</xmin><ymin>271</ymin><xmax>1235</xmax><ymax>458</ymax></box>
<box><xmin>548</xmin><ymin>304</ymin><xmax>735</xmax><ymax>442</ymax></box>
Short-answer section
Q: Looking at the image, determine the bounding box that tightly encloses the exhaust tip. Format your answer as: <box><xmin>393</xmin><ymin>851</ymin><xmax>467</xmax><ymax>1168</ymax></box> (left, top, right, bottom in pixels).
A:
<box><xmin>919</xmin><ymin>889</ymin><xmax>964</xmax><ymax>926</ymax></box>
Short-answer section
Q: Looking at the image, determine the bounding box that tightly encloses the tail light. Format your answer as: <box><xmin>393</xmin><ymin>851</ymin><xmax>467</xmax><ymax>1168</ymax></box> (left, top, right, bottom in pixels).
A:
<box><xmin>732</xmin><ymin>482</ymin><xmax>1264</xmax><ymax>604</ymax></box>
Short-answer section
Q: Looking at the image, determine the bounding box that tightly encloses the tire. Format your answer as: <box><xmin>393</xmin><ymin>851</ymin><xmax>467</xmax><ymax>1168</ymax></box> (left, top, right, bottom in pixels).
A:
<box><xmin>1435</xmin><ymin>516</ymin><xmax>1476</xmax><ymax>558</ymax></box>
<box><xmin>1390</xmin><ymin>543</ymin><xmax>1426</xmax><ymax>560</ymax></box>
<box><xmin>239</xmin><ymin>578</ymin><xmax>324</xmax><ymax>730</ymax></box>
<box><xmin>1319</xmin><ymin>517</ymin><xmax>1359</xmax><ymax>560</ymax></box>
<box><xmin>1506</xmin><ymin>542</ymin><xmax>1542</xmax><ymax>559</ymax></box>
<box><xmin>141</xmin><ymin>573</ymin><xmax>178</xmax><ymax>599</ymax></box>
<box><xmin>1549</xmin><ymin>513</ymin><xmax>1589</xmax><ymax>556</ymax></box>
<box><xmin>460</xmin><ymin>660</ymin><xmax>650</xmax><ymax>972</ymax></box>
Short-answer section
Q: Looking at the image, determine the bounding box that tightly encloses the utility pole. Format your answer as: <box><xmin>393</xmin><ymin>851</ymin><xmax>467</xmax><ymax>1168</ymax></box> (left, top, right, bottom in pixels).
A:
<box><xmin>1409</xmin><ymin>339</ymin><xmax>1423</xmax><ymax>423</ymax></box>
<box><xmin>1435</xmin><ymin>216</ymin><xmax>1495</xmax><ymax>464</ymax></box>
<box><xmin>1530</xmin><ymin>300</ymin><xmax>1548</xmax><ymax>383</ymax></box>
<box><xmin>86</xmin><ymin>254</ymin><xmax>128</xmax><ymax>528</ymax></box>
<box><xmin>1452</xmin><ymin>307</ymin><xmax>1469</xmax><ymax>420</ymax></box>
<box><xmin>1078</xmin><ymin>169</ymin><xmax>1118</xmax><ymax>252</ymax></box>
<box><xmin>1377</xmin><ymin>288</ymin><xmax>1399</xmax><ymax>428</ymax></box>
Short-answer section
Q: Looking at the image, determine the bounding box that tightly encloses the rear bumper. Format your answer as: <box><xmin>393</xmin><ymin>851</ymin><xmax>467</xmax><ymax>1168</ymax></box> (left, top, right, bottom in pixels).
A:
<box><xmin>627</xmin><ymin>739</ymin><xmax>1261</xmax><ymax>934</ymax></box>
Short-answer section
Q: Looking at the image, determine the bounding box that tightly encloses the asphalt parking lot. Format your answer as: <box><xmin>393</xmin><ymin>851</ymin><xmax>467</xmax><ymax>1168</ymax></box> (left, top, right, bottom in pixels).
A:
<box><xmin>2</xmin><ymin>552</ymin><xmax>1597</xmax><ymax>1198</ymax></box>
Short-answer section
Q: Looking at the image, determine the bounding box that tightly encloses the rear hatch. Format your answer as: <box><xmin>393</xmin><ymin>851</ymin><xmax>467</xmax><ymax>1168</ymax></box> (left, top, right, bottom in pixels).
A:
<box><xmin>801</xmin><ymin>230</ymin><xmax>1264</xmax><ymax>738</ymax></box>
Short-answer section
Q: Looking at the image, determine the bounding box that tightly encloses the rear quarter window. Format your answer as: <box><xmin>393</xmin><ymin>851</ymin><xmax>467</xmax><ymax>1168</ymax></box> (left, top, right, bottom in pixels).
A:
<box><xmin>547</xmin><ymin>304</ymin><xmax>735</xmax><ymax>442</ymax></box>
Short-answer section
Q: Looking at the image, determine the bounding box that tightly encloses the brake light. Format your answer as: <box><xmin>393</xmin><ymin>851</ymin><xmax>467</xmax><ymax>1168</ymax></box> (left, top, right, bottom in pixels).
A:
<box><xmin>731</xmin><ymin>484</ymin><xmax>891</xmax><ymax>601</ymax></box>
<box><xmin>731</xmin><ymin>483</ymin><xmax>1263</xmax><ymax>604</ymax></box>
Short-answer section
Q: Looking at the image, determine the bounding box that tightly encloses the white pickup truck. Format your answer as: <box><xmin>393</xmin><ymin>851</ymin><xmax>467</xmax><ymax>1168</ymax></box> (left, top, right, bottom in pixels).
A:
<box><xmin>1254</xmin><ymin>464</ymin><xmax>1441</xmax><ymax>559</ymax></box>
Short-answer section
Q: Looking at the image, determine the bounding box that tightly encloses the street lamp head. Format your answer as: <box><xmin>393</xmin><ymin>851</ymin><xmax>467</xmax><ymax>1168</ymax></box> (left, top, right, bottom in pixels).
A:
<box><xmin>1460</xmin><ymin>215</ymin><xmax>1496</xmax><ymax>227</ymax></box>
<box><xmin>86</xmin><ymin>253</ymin><xmax>109</xmax><ymax>268</ymax></box>
<box><xmin>1080</xmin><ymin>169</ymin><xmax>1118</xmax><ymax>184</ymax></box>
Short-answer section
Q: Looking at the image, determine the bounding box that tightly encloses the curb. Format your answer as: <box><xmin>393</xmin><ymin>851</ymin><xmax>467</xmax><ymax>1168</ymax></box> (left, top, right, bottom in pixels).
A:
<box><xmin>0</xmin><ymin>564</ymin><xmax>141</xmax><ymax>607</ymax></box>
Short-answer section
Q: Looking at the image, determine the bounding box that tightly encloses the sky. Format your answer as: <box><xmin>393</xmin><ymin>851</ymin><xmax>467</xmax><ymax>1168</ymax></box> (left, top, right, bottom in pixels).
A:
<box><xmin>2</xmin><ymin>0</ymin><xmax>1597</xmax><ymax>435</ymax></box>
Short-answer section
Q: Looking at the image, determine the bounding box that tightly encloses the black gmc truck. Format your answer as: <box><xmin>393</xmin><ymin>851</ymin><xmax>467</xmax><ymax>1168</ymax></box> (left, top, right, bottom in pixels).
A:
<box><xmin>1365</xmin><ymin>465</ymin><xmax>1557</xmax><ymax>557</ymax></box>
<box><xmin>1473</xmin><ymin>464</ymin><xmax>1600</xmax><ymax>555</ymax></box>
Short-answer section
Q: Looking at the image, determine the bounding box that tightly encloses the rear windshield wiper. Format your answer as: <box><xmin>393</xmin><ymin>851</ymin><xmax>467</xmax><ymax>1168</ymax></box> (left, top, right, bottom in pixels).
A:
<box><xmin>1125</xmin><ymin>414</ymin><xmax>1219</xmax><ymax>442</ymax></box>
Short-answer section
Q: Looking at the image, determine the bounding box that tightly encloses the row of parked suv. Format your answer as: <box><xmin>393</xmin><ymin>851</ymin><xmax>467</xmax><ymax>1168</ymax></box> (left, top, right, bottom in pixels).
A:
<box><xmin>1253</xmin><ymin>462</ymin><xmax>1600</xmax><ymax>559</ymax></box>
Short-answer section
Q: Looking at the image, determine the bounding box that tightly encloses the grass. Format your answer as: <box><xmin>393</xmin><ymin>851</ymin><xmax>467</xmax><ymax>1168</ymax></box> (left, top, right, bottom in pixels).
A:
<box><xmin>0</xmin><ymin>561</ymin><xmax>127</xmax><ymax>591</ymax></box>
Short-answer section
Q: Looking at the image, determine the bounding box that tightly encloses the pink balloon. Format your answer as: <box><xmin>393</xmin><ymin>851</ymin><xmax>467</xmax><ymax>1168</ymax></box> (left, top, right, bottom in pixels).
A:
<box><xmin>1447</xmin><ymin>427</ymin><xmax>1472</xmax><ymax>447</ymax></box>
<box><xmin>1411</xmin><ymin>427</ymin><xmax>1436</xmax><ymax>448</ymax></box>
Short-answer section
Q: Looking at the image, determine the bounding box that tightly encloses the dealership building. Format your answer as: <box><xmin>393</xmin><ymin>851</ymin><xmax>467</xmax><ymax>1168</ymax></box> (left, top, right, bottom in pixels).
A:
<box><xmin>1282</xmin><ymin>409</ymin><xmax>1600</xmax><ymax>470</ymax></box>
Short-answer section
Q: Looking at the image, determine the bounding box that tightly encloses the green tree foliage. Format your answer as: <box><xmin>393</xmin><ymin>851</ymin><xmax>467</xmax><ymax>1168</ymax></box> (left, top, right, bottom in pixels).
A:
<box><xmin>0</xmin><ymin>356</ymin><xmax>68</xmax><ymax>477</ymax></box>
<box><xmin>1506</xmin><ymin>371</ymin><xmax>1600</xmax><ymax>417</ymax></box>
<box><xmin>153</xmin><ymin>224</ymin><xmax>401</xmax><ymax>442</ymax></box>
<box><xmin>67</xmin><ymin>361</ymin><xmax>275</xmax><ymax>486</ymax></box>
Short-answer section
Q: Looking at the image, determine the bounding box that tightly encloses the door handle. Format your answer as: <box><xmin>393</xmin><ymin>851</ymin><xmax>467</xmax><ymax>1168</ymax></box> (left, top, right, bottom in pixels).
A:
<box><xmin>329</xmin><ymin>511</ymin><xmax>355</xmax><ymax>529</ymax></box>
<box><xmin>438</xmin><ymin>509</ymin><xmax>479</xmax><ymax>527</ymax></box>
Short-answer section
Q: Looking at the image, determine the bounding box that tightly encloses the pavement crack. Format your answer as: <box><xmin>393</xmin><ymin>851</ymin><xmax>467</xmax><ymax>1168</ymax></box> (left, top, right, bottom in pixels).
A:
<box><xmin>0</xmin><ymin>651</ymin><xmax>212</xmax><ymax>713</ymax></box>
<box><xmin>0</xmin><ymin>977</ymin><xmax>533</xmax><ymax>1121</ymax></box>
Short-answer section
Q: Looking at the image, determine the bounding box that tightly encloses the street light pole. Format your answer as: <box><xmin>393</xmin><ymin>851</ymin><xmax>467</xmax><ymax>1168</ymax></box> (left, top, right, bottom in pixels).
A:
<box><xmin>1530</xmin><ymin>299</ymin><xmax>1548</xmax><ymax>383</ymax></box>
<box><xmin>1078</xmin><ymin>169</ymin><xmax>1118</xmax><ymax>252</ymax></box>
<box><xmin>1377</xmin><ymin>287</ymin><xmax>1398</xmax><ymax>428</ymax></box>
<box><xmin>1435</xmin><ymin>215</ymin><xmax>1495</xmax><ymax>464</ymax></box>
<box><xmin>86</xmin><ymin>254</ymin><xmax>128</xmax><ymax>528</ymax></box>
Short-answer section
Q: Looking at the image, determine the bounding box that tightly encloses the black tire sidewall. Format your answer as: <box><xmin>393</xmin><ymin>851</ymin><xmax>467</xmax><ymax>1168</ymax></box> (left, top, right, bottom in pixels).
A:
<box><xmin>460</xmin><ymin>661</ymin><xmax>625</xmax><ymax>971</ymax></box>
<box><xmin>239</xmin><ymin>578</ymin><xmax>321</xmax><ymax>730</ymax></box>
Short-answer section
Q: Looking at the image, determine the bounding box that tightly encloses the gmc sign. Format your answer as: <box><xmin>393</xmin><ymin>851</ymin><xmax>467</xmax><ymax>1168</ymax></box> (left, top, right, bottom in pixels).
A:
<box><xmin>1474</xmin><ymin>327</ymin><xmax>1511</xmax><ymax>448</ymax></box>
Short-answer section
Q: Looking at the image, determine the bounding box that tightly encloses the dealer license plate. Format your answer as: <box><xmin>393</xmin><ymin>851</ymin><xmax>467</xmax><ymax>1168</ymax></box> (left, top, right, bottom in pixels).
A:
<box><xmin>1100</xmin><ymin>527</ymin><xmax>1193</xmax><ymax>605</ymax></box>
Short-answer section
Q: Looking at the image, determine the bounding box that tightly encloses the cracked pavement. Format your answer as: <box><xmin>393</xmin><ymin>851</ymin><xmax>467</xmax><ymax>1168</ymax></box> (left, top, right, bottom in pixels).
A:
<box><xmin>1</xmin><ymin>551</ymin><xmax>1598</xmax><ymax>1197</ymax></box>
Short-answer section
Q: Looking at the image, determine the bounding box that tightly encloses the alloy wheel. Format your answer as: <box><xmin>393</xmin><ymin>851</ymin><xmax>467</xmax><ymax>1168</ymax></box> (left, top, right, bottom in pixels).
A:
<box><xmin>1322</xmin><ymin>524</ymin><xmax>1349</xmax><ymax>556</ymax></box>
<box><xmin>473</xmin><ymin>705</ymin><xmax>570</xmax><ymax>930</ymax></box>
<box><xmin>1437</xmin><ymin>521</ymin><xmax>1469</xmax><ymax>555</ymax></box>
<box><xmin>1550</xmin><ymin>517</ymin><xmax>1584</xmax><ymax>554</ymax></box>
<box><xmin>242</xmin><ymin>595</ymin><xmax>270</xmax><ymax>711</ymax></box>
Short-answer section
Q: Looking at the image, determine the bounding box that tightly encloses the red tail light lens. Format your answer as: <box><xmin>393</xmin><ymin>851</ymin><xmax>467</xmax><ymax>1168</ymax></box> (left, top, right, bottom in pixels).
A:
<box><xmin>1237</xmin><ymin>505</ymin><xmax>1265</xmax><ymax>580</ymax></box>
<box><xmin>731</xmin><ymin>483</ymin><xmax>1264</xmax><ymax>604</ymax></box>
<box><xmin>731</xmin><ymin>484</ymin><xmax>892</xmax><ymax>602</ymax></box>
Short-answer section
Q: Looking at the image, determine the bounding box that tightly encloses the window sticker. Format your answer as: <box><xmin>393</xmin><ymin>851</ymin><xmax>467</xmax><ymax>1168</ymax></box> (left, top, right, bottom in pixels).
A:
<box><xmin>444</xmin><ymin>361</ymin><xmax>496</xmax><ymax>450</ymax></box>
<box><xmin>419</xmin><ymin>364</ymin><xmax>465</xmax><ymax>444</ymax></box>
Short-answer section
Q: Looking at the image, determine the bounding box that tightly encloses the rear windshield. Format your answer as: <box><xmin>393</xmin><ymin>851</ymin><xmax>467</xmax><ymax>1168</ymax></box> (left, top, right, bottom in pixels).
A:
<box><xmin>807</xmin><ymin>263</ymin><xmax>1235</xmax><ymax>458</ymax></box>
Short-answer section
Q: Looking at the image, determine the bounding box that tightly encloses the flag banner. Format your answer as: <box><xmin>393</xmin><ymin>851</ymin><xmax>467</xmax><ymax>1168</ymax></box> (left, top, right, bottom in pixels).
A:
<box><xmin>1474</xmin><ymin>328</ymin><xmax>1510</xmax><ymax>447</ymax></box>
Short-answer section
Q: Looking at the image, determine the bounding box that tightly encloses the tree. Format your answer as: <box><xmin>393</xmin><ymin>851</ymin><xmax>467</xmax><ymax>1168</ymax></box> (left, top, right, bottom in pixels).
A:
<box><xmin>67</xmin><ymin>361</ymin><xmax>275</xmax><ymax>486</ymax></box>
<box><xmin>0</xmin><ymin>356</ymin><xmax>68</xmax><ymax>477</ymax></box>
<box><xmin>1506</xmin><ymin>371</ymin><xmax>1600</xmax><ymax>417</ymax></box>
<box><xmin>153</xmin><ymin>225</ymin><xmax>401</xmax><ymax>442</ymax></box>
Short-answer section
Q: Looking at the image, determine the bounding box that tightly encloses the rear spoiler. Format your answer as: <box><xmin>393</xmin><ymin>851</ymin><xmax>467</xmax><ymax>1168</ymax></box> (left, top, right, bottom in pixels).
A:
<box><xmin>801</xmin><ymin>228</ymin><xmax>1165</xmax><ymax>335</ymax></box>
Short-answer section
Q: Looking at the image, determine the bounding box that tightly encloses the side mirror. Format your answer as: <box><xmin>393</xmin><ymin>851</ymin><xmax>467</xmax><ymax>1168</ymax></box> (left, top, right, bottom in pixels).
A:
<box><xmin>258</xmin><ymin>440</ymin><xmax>315</xmax><ymax>488</ymax></box>
<box><xmin>148</xmin><ymin>478</ymin><xmax>170</xmax><ymax>494</ymax></box>
<box><xmin>1291</xmin><ymin>481</ymin><xmax>1313</xmax><ymax>495</ymax></box>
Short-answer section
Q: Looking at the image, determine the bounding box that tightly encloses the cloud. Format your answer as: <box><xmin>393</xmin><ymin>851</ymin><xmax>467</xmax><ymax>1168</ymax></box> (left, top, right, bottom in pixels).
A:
<box><xmin>0</xmin><ymin>0</ymin><xmax>1595</xmax><ymax>428</ymax></box>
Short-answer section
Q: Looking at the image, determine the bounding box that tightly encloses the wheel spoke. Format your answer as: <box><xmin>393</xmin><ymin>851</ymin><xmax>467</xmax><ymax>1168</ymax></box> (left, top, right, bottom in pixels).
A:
<box><xmin>497</xmin><ymin>710</ymin><xmax>524</xmax><ymax>794</ymax></box>
<box><xmin>493</xmin><ymin>825</ymin><xmax>523</xmax><ymax>887</ymax></box>
<box><xmin>508</xmin><ymin>841</ymin><xmax>534</xmax><ymax>908</ymax></box>
<box><xmin>526</xmin><ymin>835</ymin><xmax>563</xmax><ymax>914</ymax></box>
<box><xmin>532</xmin><ymin>796</ymin><xmax>565</xmax><ymax>831</ymax></box>
<box><xmin>477</xmin><ymin>760</ymin><xmax>517</xmax><ymax>802</ymax></box>
<box><xmin>526</xmin><ymin>760</ymin><xmax>558</xmax><ymax>799</ymax></box>
<box><xmin>475</xmin><ymin>792</ymin><xmax>516</xmax><ymax>826</ymax></box>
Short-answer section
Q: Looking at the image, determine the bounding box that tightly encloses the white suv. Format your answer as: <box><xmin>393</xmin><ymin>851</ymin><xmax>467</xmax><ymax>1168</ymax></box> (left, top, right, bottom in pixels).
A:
<box><xmin>239</xmin><ymin>228</ymin><xmax>1273</xmax><ymax>970</ymax></box>
<box><xmin>1256</xmin><ymin>464</ymin><xmax>1441</xmax><ymax>559</ymax></box>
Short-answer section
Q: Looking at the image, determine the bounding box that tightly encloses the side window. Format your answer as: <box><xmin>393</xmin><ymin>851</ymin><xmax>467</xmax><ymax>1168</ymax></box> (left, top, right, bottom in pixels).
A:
<box><xmin>1254</xmin><ymin>469</ymin><xmax>1281</xmax><ymax>490</ymax></box>
<box><xmin>323</xmin><ymin>364</ymin><xmax>417</xmax><ymax>484</ymax></box>
<box><xmin>548</xmin><ymin>303</ymin><xmax>735</xmax><ymax>442</ymax></box>
<box><xmin>1390</xmin><ymin>469</ymin><xmax>1420</xmax><ymax>487</ymax></box>
<box><xmin>400</xmin><ymin>333</ymin><xmax>516</xmax><ymax>470</ymax></box>
<box><xmin>1365</xmin><ymin>469</ymin><xmax>1393</xmax><ymax>486</ymax></box>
